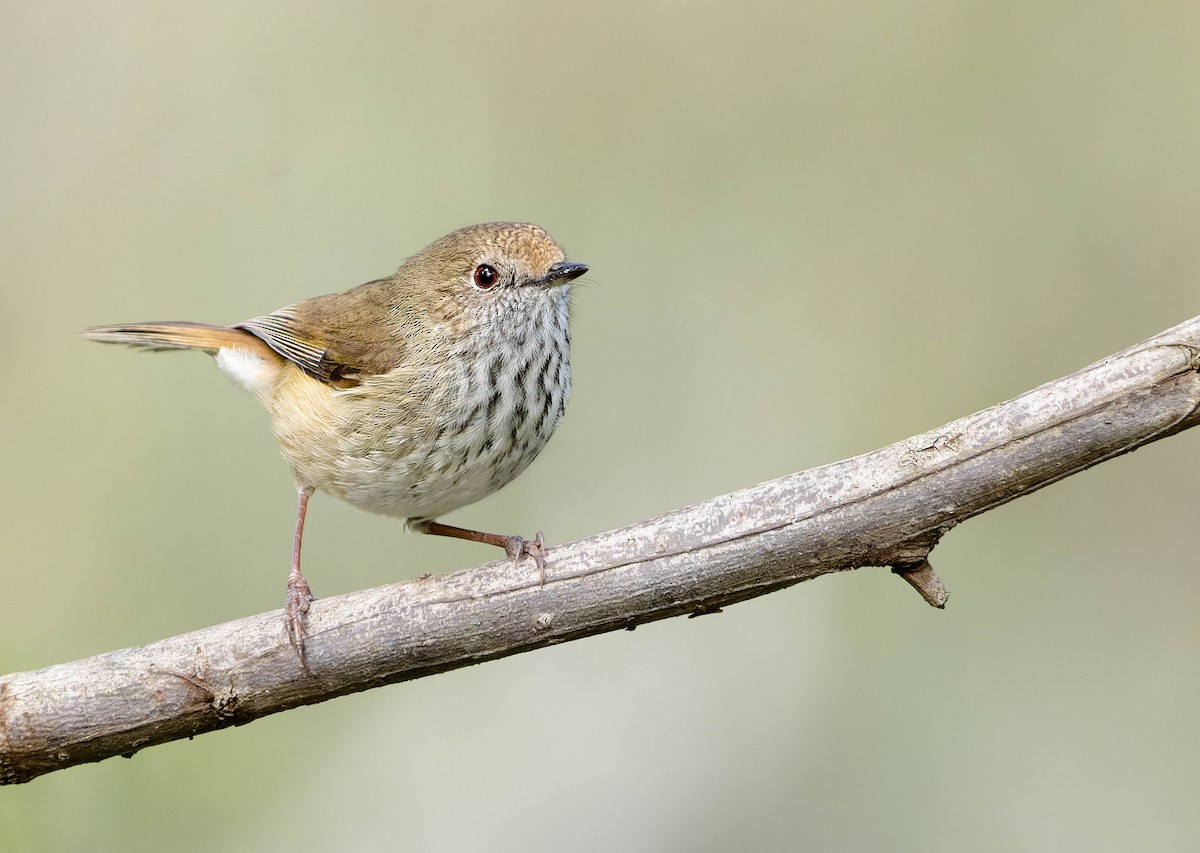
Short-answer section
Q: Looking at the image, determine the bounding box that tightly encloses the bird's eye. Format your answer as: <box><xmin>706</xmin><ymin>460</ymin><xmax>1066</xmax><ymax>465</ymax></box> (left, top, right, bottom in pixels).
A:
<box><xmin>473</xmin><ymin>264</ymin><xmax>499</xmax><ymax>289</ymax></box>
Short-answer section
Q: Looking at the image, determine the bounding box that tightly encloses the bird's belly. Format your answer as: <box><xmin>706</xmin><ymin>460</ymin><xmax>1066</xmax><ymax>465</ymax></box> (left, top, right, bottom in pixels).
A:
<box><xmin>331</xmin><ymin>425</ymin><xmax>547</xmax><ymax>519</ymax></box>
<box><xmin>268</xmin><ymin>348</ymin><xmax>569</xmax><ymax>521</ymax></box>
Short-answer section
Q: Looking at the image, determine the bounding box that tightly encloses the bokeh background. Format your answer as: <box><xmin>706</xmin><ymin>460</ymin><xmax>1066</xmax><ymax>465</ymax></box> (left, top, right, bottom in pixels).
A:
<box><xmin>3</xmin><ymin>2</ymin><xmax>1199</xmax><ymax>850</ymax></box>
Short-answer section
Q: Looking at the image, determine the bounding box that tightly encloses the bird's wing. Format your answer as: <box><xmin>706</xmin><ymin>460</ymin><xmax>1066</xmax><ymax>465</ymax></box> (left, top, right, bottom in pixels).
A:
<box><xmin>236</xmin><ymin>279</ymin><xmax>407</xmax><ymax>389</ymax></box>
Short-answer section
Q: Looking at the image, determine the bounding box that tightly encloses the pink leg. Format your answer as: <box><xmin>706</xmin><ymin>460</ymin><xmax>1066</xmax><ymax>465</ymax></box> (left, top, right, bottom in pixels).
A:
<box><xmin>286</xmin><ymin>486</ymin><xmax>316</xmax><ymax>667</ymax></box>
<box><xmin>411</xmin><ymin>519</ymin><xmax>548</xmax><ymax>585</ymax></box>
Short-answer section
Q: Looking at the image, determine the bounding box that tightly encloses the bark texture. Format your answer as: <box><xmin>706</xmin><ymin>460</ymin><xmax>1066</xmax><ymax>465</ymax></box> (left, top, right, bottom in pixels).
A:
<box><xmin>3</xmin><ymin>316</ymin><xmax>1199</xmax><ymax>784</ymax></box>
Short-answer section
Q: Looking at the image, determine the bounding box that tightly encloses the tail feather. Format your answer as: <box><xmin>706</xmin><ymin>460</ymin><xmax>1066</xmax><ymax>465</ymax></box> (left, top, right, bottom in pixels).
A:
<box><xmin>82</xmin><ymin>321</ymin><xmax>272</xmax><ymax>357</ymax></box>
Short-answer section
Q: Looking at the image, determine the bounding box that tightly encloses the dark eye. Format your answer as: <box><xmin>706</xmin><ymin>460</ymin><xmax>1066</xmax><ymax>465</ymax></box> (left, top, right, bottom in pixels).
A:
<box><xmin>473</xmin><ymin>264</ymin><xmax>498</xmax><ymax>289</ymax></box>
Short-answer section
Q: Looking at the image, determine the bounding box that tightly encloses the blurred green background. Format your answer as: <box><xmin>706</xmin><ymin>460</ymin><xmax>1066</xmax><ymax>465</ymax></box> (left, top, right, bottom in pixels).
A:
<box><xmin>3</xmin><ymin>1</ymin><xmax>1199</xmax><ymax>850</ymax></box>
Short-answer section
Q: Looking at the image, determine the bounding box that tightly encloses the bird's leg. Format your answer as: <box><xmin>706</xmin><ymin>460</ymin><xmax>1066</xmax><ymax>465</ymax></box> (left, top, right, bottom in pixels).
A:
<box><xmin>286</xmin><ymin>486</ymin><xmax>316</xmax><ymax>667</ymax></box>
<box><xmin>412</xmin><ymin>519</ymin><xmax>548</xmax><ymax>585</ymax></box>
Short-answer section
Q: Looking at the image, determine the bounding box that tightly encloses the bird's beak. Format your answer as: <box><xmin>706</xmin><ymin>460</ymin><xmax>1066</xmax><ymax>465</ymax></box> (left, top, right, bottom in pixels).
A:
<box><xmin>536</xmin><ymin>261</ymin><xmax>589</xmax><ymax>286</ymax></box>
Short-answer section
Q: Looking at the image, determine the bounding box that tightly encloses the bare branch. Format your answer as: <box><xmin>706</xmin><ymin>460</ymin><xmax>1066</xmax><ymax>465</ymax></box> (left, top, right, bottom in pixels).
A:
<box><xmin>3</xmin><ymin>316</ymin><xmax>1199</xmax><ymax>784</ymax></box>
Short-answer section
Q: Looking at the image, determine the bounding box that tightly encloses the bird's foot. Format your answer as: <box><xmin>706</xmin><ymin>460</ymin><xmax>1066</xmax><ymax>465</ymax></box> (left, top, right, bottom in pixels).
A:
<box><xmin>286</xmin><ymin>569</ymin><xmax>314</xmax><ymax>669</ymax></box>
<box><xmin>412</xmin><ymin>519</ymin><xmax>551</xmax><ymax>586</ymax></box>
<box><xmin>504</xmin><ymin>530</ymin><xmax>547</xmax><ymax>586</ymax></box>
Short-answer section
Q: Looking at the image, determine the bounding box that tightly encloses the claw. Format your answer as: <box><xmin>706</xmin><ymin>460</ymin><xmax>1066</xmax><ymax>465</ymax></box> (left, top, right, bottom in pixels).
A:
<box><xmin>504</xmin><ymin>530</ymin><xmax>547</xmax><ymax>585</ymax></box>
<box><xmin>286</xmin><ymin>568</ymin><xmax>314</xmax><ymax>669</ymax></box>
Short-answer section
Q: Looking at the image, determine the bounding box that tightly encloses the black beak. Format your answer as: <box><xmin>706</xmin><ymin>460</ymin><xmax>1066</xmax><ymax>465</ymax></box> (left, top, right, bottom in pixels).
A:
<box><xmin>541</xmin><ymin>261</ymin><xmax>589</xmax><ymax>285</ymax></box>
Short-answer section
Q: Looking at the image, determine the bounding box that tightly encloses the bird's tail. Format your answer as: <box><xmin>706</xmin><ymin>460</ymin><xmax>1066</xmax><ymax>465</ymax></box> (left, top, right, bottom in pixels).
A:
<box><xmin>82</xmin><ymin>321</ymin><xmax>270</xmax><ymax>356</ymax></box>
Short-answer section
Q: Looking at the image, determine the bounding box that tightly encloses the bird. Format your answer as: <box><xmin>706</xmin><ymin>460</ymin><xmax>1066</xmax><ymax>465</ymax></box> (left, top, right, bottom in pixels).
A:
<box><xmin>83</xmin><ymin>221</ymin><xmax>588</xmax><ymax>664</ymax></box>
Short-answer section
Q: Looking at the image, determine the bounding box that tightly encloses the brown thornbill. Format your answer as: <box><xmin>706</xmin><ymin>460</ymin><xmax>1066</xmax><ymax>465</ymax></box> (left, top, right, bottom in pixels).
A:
<box><xmin>83</xmin><ymin>222</ymin><xmax>588</xmax><ymax>664</ymax></box>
